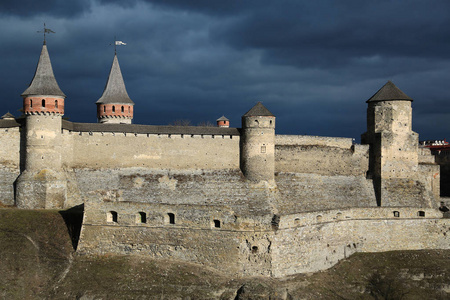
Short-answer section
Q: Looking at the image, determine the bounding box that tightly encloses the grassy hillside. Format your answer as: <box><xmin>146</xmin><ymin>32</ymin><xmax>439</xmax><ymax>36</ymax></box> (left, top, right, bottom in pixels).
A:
<box><xmin>1</xmin><ymin>208</ymin><xmax>449</xmax><ymax>299</ymax></box>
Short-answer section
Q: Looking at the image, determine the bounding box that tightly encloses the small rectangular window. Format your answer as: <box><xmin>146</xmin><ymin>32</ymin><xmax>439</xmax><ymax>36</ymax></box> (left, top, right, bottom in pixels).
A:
<box><xmin>167</xmin><ymin>213</ymin><xmax>175</xmax><ymax>224</ymax></box>
<box><xmin>213</xmin><ymin>220</ymin><xmax>221</xmax><ymax>228</ymax></box>
<box><xmin>138</xmin><ymin>212</ymin><xmax>147</xmax><ymax>223</ymax></box>
<box><xmin>261</xmin><ymin>145</ymin><xmax>266</xmax><ymax>153</ymax></box>
<box><xmin>107</xmin><ymin>211</ymin><xmax>118</xmax><ymax>223</ymax></box>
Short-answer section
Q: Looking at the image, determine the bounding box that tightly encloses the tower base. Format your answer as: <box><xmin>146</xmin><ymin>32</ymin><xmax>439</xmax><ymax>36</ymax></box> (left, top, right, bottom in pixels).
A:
<box><xmin>15</xmin><ymin>169</ymin><xmax>67</xmax><ymax>209</ymax></box>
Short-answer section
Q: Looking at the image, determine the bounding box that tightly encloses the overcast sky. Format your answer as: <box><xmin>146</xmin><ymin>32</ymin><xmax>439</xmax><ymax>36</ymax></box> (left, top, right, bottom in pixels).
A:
<box><xmin>1</xmin><ymin>0</ymin><xmax>450</xmax><ymax>141</ymax></box>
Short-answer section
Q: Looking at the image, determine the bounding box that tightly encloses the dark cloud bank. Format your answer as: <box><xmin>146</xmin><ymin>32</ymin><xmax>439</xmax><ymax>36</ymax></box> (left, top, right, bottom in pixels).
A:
<box><xmin>1</xmin><ymin>0</ymin><xmax>450</xmax><ymax>140</ymax></box>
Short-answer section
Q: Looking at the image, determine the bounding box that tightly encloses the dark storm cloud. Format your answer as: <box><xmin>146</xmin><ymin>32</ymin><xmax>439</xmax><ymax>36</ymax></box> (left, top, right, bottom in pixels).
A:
<box><xmin>1</xmin><ymin>0</ymin><xmax>450</xmax><ymax>141</ymax></box>
<box><xmin>210</xmin><ymin>1</ymin><xmax>450</xmax><ymax>68</ymax></box>
<box><xmin>0</xmin><ymin>0</ymin><xmax>90</xmax><ymax>17</ymax></box>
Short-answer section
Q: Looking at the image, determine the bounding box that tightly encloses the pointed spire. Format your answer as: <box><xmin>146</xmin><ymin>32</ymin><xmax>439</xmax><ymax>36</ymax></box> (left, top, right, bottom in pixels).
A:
<box><xmin>96</xmin><ymin>54</ymin><xmax>134</xmax><ymax>105</ymax></box>
<box><xmin>367</xmin><ymin>81</ymin><xmax>412</xmax><ymax>103</ymax></box>
<box><xmin>243</xmin><ymin>102</ymin><xmax>275</xmax><ymax>117</ymax></box>
<box><xmin>21</xmin><ymin>43</ymin><xmax>66</xmax><ymax>98</ymax></box>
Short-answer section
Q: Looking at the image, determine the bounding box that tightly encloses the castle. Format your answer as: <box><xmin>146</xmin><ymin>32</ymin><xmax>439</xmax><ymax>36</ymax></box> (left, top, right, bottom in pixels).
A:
<box><xmin>0</xmin><ymin>42</ymin><xmax>448</xmax><ymax>277</ymax></box>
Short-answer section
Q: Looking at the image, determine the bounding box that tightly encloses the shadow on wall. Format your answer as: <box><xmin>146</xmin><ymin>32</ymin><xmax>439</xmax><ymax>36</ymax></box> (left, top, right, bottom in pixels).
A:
<box><xmin>59</xmin><ymin>204</ymin><xmax>84</xmax><ymax>250</ymax></box>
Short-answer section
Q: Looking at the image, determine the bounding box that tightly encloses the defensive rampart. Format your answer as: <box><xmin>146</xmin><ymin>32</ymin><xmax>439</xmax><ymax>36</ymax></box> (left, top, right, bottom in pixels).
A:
<box><xmin>78</xmin><ymin>202</ymin><xmax>450</xmax><ymax>277</ymax></box>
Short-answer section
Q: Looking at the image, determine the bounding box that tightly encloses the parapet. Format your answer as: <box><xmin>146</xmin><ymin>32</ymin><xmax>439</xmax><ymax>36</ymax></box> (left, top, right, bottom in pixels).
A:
<box><xmin>275</xmin><ymin>135</ymin><xmax>353</xmax><ymax>148</ymax></box>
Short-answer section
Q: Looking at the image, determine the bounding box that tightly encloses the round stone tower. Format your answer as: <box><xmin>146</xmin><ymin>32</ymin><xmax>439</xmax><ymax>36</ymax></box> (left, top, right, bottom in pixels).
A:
<box><xmin>240</xmin><ymin>102</ymin><xmax>276</xmax><ymax>182</ymax></box>
<box><xmin>96</xmin><ymin>53</ymin><xmax>134</xmax><ymax>124</ymax></box>
<box><xmin>15</xmin><ymin>41</ymin><xmax>67</xmax><ymax>209</ymax></box>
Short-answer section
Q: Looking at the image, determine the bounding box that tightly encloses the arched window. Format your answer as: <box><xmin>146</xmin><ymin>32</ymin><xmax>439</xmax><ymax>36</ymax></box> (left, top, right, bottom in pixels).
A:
<box><xmin>42</xmin><ymin>99</ymin><xmax>45</xmax><ymax>108</ymax></box>
<box><xmin>121</xmin><ymin>106</ymin><xmax>124</xmax><ymax>113</ymax></box>
<box><xmin>128</xmin><ymin>106</ymin><xmax>130</xmax><ymax>113</ymax></box>
<box><xmin>30</xmin><ymin>99</ymin><xmax>33</xmax><ymax>108</ymax></box>
<box><xmin>55</xmin><ymin>100</ymin><xmax>58</xmax><ymax>108</ymax></box>
<box><xmin>393</xmin><ymin>211</ymin><xmax>400</xmax><ymax>217</ymax></box>
<box><xmin>112</xmin><ymin>106</ymin><xmax>115</xmax><ymax>113</ymax></box>
<box><xmin>418</xmin><ymin>211</ymin><xmax>425</xmax><ymax>217</ymax></box>
<box><xmin>103</xmin><ymin>106</ymin><xmax>106</xmax><ymax>113</ymax></box>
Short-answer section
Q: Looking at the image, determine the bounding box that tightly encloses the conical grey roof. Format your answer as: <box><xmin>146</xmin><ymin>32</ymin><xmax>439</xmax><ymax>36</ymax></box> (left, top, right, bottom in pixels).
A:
<box><xmin>21</xmin><ymin>43</ymin><xmax>66</xmax><ymax>98</ymax></box>
<box><xmin>367</xmin><ymin>81</ymin><xmax>412</xmax><ymax>103</ymax></box>
<box><xmin>96</xmin><ymin>54</ymin><xmax>134</xmax><ymax>105</ymax></box>
<box><xmin>216</xmin><ymin>115</ymin><xmax>229</xmax><ymax>121</ymax></box>
<box><xmin>243</xmin><ymin>102</ymin><xmax>274</xmax><ymax>117</ymax></box>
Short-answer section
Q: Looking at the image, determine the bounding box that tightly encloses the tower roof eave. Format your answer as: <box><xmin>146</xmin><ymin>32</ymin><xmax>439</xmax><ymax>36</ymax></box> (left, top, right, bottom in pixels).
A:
<box><xmin>96</xmin><ymin>98</ymin><xmax>135</xmax><ymax>105</ymax></box>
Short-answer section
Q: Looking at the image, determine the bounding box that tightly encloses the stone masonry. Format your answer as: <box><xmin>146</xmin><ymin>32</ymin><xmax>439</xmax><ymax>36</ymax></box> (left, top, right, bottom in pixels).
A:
<box><xmin>0</xmin><ymin>42</ymin><xmax>448</xmax><ymax>277</ymax></box>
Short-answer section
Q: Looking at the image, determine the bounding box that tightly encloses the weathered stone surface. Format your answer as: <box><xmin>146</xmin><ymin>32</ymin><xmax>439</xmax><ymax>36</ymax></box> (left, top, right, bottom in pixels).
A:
<box><xmin>1</xmin><ymin>80</ymin><xmax>448</xmax><ymax>278</ymax></box>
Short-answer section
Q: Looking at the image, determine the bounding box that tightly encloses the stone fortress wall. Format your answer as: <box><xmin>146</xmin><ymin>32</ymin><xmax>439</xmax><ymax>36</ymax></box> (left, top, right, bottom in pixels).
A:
<box><xmin>67</xmin><ymin>128</ymin><xmax>240</xmax><ymax>170</ymax></box>
<box><xmin>1</xmin><ymin>42</ymin><xmax>448</xmax><ymax>278</ymax></box>
<box><xmin>0</xmin><ymin>100</ymin><xmax>447</xmax><ymax>276</ymax></box>
<box><xmin>77</xmin><ymin>194</ymin><xmax>449</xmax><ymax>277</ymax></box>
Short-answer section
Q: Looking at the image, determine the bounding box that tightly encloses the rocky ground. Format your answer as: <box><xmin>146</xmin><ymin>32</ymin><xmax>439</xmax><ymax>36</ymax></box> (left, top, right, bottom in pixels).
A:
<box><xmin>0</xmin><ymin>208</ymin><xmax>449</xmax><ymax>299</ymax></box>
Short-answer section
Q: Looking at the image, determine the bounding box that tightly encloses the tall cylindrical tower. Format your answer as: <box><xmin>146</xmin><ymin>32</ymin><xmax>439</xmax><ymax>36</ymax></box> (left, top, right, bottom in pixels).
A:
<box><xmin>240</xmin><ymin>102</ymin><xmax>276</xmax><ymax>182</ymax></box>
<box><xmin>15</xmin><ymin>42</ymin><xmax>67</xmax><ymax>209</ymax></box>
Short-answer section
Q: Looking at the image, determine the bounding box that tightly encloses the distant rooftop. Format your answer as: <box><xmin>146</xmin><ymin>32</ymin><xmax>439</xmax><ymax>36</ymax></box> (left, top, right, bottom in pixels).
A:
<box><xmin>1</xmin><ymin>112</ymin><xmax>15</xmax><ymax>119</ymax></box>
<box><xmin>216</xmin><ymin>115</ymin><xmax>229</xmax><ymax>121</ymax></box>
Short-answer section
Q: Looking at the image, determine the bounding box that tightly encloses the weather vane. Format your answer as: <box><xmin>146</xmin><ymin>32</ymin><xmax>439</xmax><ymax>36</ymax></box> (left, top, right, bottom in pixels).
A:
<box><xmin>111</xmin><ymin>36</ymin><xmax>127</xmax><ymax>54</ymax></box>
<box><xmin>37</xmin><ymin>23</ymin><xmax>55</xmax><ymax>44</ymax></box>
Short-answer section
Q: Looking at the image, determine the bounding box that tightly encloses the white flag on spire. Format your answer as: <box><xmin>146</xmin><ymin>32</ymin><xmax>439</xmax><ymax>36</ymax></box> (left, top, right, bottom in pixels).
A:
<box><xmin>115</xmin><ymin>41</ymin><xmax>127</xmax><ymax>46</ymax></box>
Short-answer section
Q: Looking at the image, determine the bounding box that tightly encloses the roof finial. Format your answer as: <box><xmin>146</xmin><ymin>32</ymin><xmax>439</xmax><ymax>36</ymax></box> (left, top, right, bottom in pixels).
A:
<box><xmin>37</xmin><ymin>23</ymin><xmax>55</xmax><ymax>44</ymax></box>
<box><xmin>112</xmin><ymin>36</ymin><xmax>127</xmax><ymax>55</ymax></box>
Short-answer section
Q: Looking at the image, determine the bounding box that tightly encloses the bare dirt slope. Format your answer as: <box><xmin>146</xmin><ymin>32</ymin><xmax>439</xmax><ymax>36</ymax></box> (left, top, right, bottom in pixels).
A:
<box><xmin>1</xmin><ymin>208</ymin><xmax>449</xmax><ymax>299</ymax></box>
